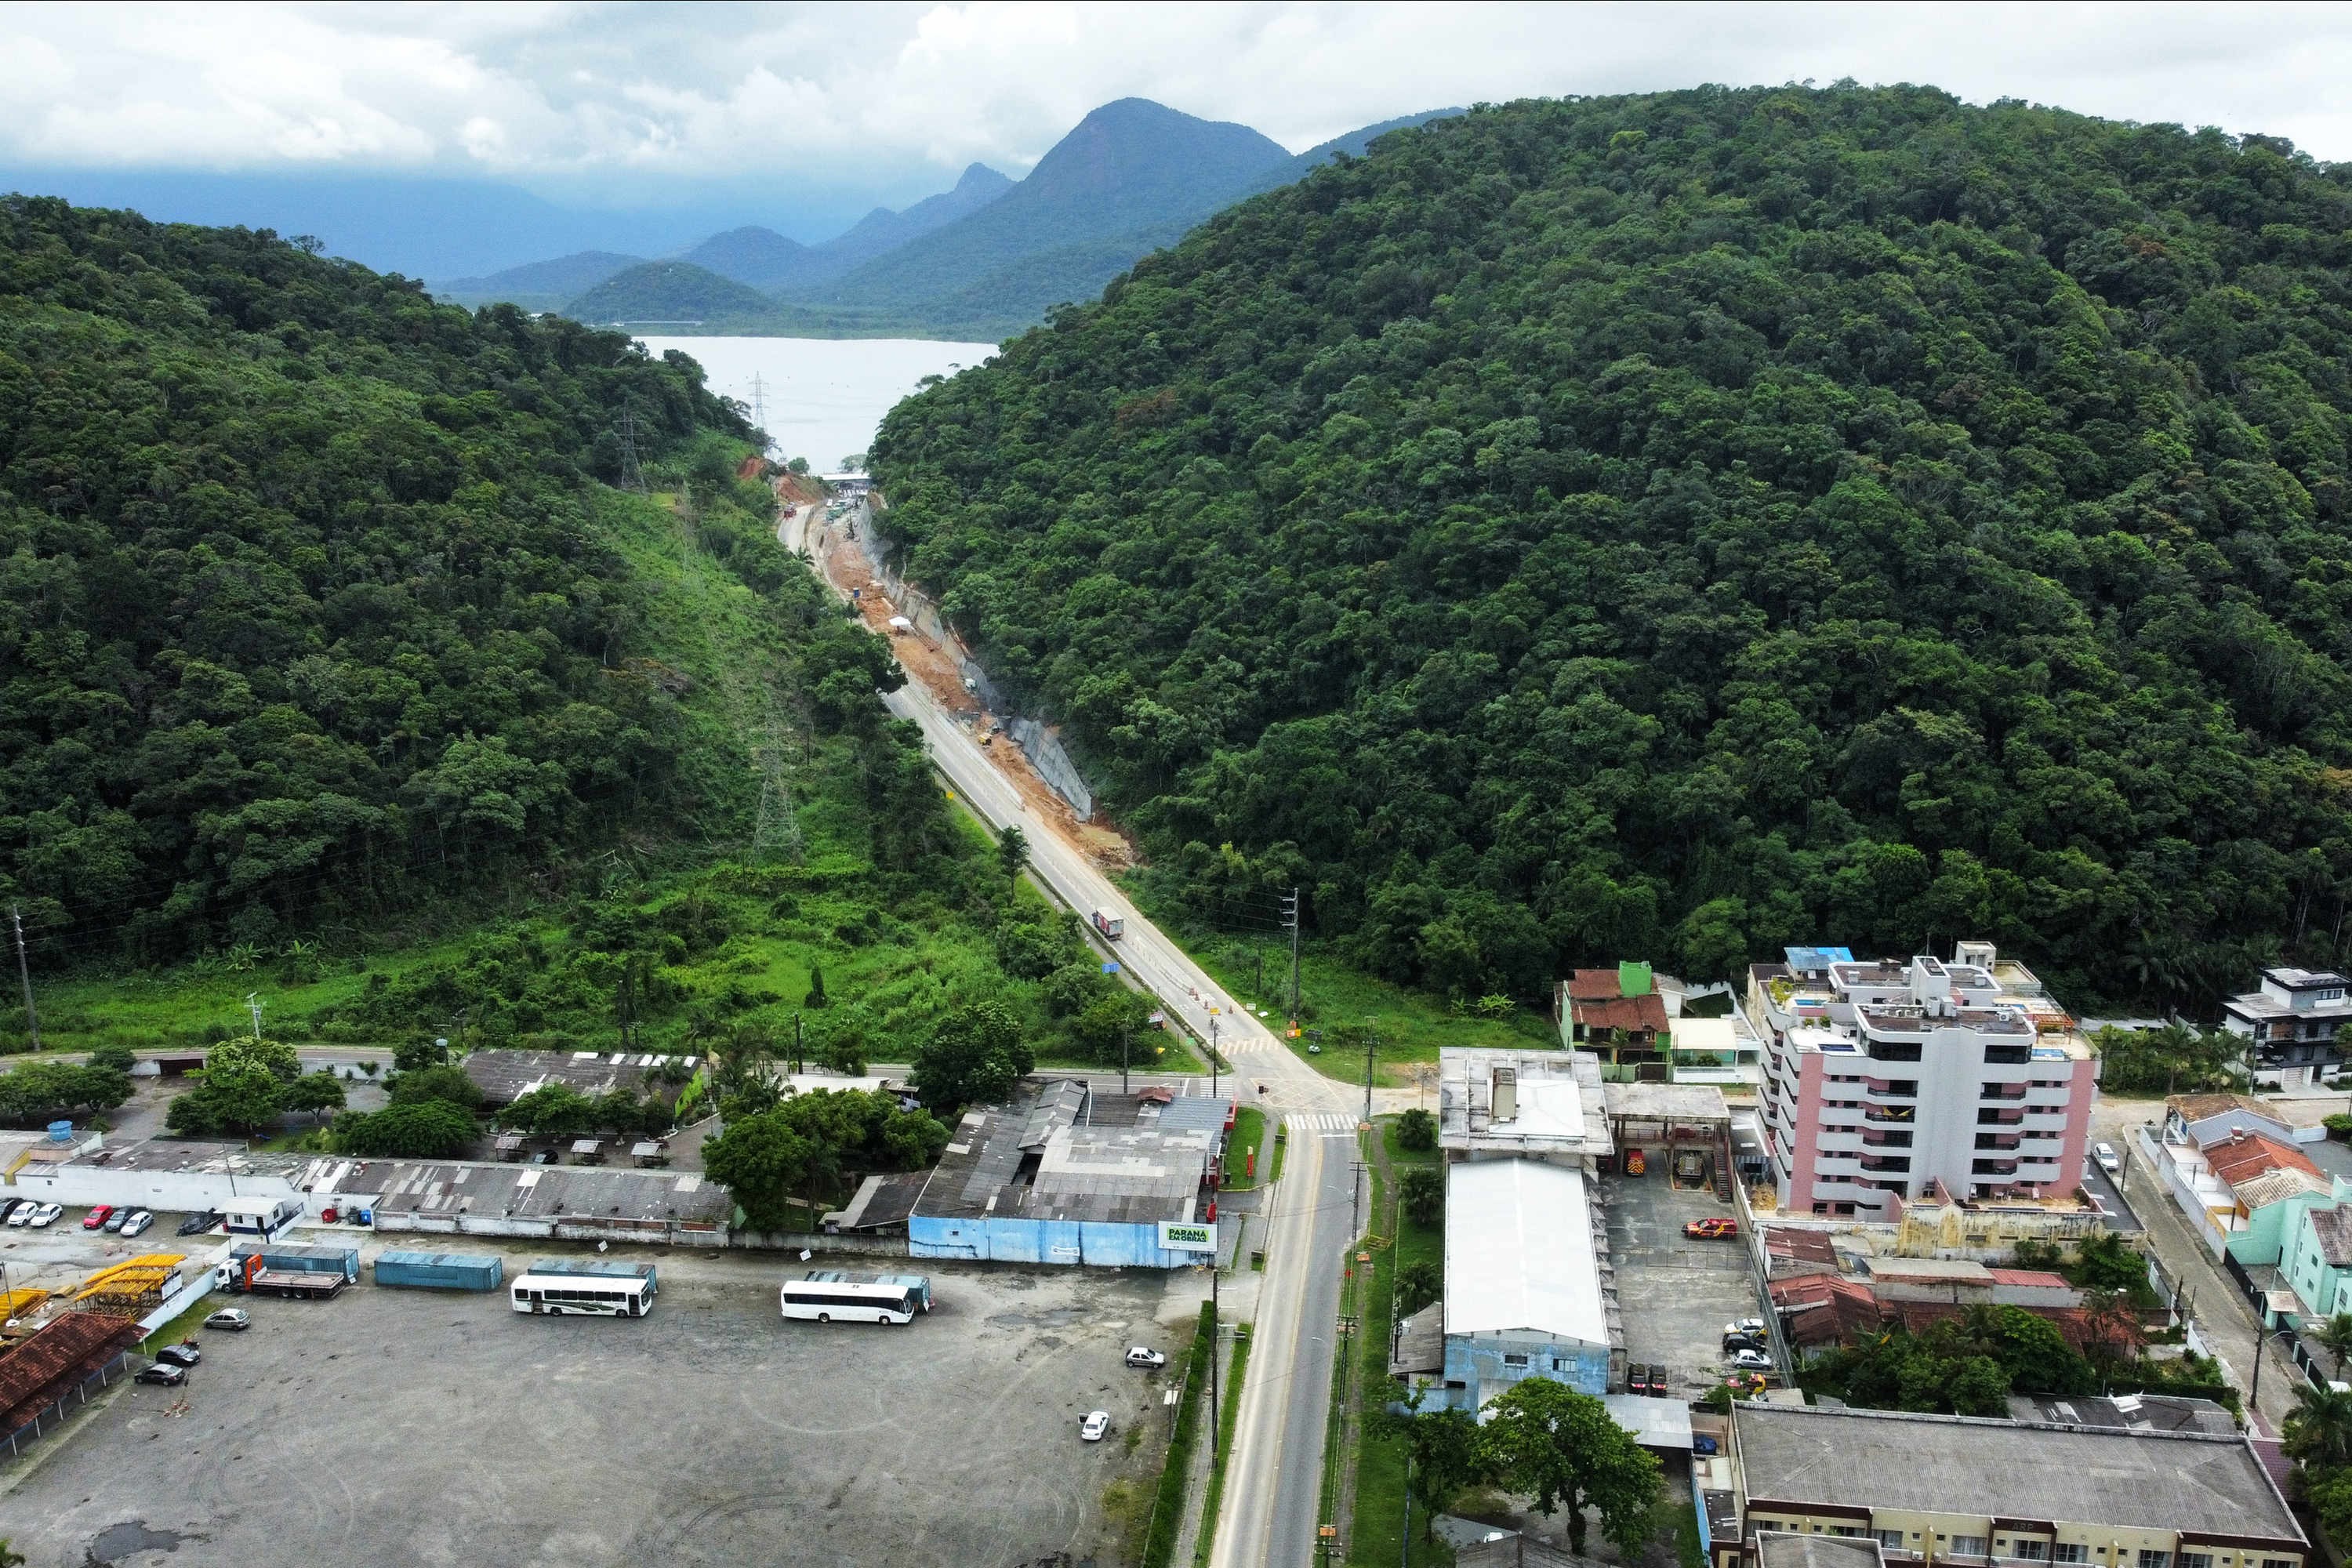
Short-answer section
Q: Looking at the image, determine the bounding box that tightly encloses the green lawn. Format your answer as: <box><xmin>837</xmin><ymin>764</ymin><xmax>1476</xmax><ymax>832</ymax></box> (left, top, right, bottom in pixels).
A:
<box><xmin>1109</xmin><ymin>881</ymin><xmax>1553</xmax><ymax>1088</ymax></box>
<box><xmin>1348</xmin><ymin>1118</ymin><xmax>1447</xmax><ymax>1566</ymax></box>
<box><xmin>1223</xmin><ymin>1105</ymin><xmax>1269</xmax><ymax>1189</ymax></box>
<box><xmin>1193</xmin><ymin>1324</ymin><xmax>1253</xmax><ymax>1566</ymax></box>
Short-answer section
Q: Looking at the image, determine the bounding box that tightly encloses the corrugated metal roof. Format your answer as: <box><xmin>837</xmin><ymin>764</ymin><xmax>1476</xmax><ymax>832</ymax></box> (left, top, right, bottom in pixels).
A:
<box><xmin>1443</xmin><ymin>1158</ymin><xmax>1606</xmax><ymax>1346</ymax></box>
<box><xmin>0</xmin><ymin>1314</ymin><xmax>143</xmax><ymax>1431</ymax></box>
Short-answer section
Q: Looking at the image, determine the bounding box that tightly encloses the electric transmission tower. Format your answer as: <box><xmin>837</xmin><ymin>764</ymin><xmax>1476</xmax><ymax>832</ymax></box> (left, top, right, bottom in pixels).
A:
<box><xmin>616</xmin><ymin>402</ymin><xmax>646</xmax><ymax>493</ymax></box>
<box><xmin>748</xmin><ymin>372</ymin><xmax>770</xmax><ymax>452</ymax></box>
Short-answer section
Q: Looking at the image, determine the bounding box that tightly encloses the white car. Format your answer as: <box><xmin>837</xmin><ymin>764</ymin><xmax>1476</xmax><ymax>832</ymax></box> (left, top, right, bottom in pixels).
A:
<box><xmin>1728</xmin><ymin>1348</ymin><xmax>1773</xmax><ymax>1370</ymax></box>
<box><xmin>3</xmin><ymin>1201</ymin><xmax>32</xmax><ymax>1227</ymax></box>
<box><xmin>1079</xmin><ymin>1410</ymin><xmax>1111</xmax><ymax>1443</ymax></box>
<box><xmin>1125</xmin><ymin>1346</ymin><xmax>1167</xmax><ymax>1369</ymax></box>
<box><xmin>26</xmin><ymin>1203</ymin><xmax>62</xmax><ymax>1229</ymax></box>
<box><xmin>1722</xmin><ymin>1318</ymin><xmax>1766</xmax><ymax>1338</ymax></box>
<box><xmin>120</xmin><ymin>1210</ymin><xmax>154</xmax><ymax>1237</ymax></box>
<box><xmin>2093</xmin><ymin>1142</ymin><xmax>2121</xmax><ymax>1175</ymax></box>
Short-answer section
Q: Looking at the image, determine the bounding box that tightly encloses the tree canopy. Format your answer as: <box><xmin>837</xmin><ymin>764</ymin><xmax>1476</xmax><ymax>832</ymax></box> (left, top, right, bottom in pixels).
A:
<box><xmin>0</xmin><ymin>196</ymin><xmax>755</xmax><ymax>966</ymax></box>
<box><xmin>873</xmin><ymin>85</ymin><xmax>2352</xmax><ymax>1011</ymax></box>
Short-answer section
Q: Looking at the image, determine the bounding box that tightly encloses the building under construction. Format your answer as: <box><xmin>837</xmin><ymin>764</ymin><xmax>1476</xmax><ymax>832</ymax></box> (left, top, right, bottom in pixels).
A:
<box><xmin>67</xmin><ymin>1254</ymin><xmax>189</xmax><ymax>1319</ymax></box>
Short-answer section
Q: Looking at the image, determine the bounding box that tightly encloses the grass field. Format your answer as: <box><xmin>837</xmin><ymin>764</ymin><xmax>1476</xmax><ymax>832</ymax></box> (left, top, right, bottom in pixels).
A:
<box><xmin>1348</xmin><ymin>1118</ymin><xmax>1447</xmax><ymax>1567</ymax></box>
<box><xmin>1112</xmin><ymin>880</ymin><xmax>1554</xmax><ymax>1088</ymax></box>
<box><xmin>1223</xmin><ymin>1106</ymin><xmax>1269</xmax><ymax>1189</ymax></box>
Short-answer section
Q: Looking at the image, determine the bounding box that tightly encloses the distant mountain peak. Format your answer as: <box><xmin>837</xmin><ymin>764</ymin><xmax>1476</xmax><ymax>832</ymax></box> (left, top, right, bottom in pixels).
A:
<box><xmin>956</xmin><ymin>162</ymin><xmax>1013</xmax><ymax>194</ymax></box>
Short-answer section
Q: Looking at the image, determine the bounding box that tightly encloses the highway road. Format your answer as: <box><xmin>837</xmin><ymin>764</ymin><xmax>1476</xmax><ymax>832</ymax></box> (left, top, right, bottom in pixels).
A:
<box><xmin>785</xmin><ymin>491</ymin><xmax>1363</xmax><ymax>1565</ymax></box>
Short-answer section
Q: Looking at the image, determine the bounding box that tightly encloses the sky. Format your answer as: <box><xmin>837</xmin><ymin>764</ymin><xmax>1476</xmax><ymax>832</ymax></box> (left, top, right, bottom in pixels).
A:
<box><xmin>4</xmin><ymin>2</ymin><xmax>2349</xmax><ymax>274</ymax></box>
<box><xmin>9</xmin><ymin>0</ymin><xmax>2352</xmax><ymax>181</ymax></box>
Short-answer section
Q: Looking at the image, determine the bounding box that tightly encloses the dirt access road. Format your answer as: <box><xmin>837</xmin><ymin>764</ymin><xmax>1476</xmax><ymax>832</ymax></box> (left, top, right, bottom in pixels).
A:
<box><xmin>779</xmin><ymin>490</ymin><xmax>1364</xmax><ymax>1566</ymax></box>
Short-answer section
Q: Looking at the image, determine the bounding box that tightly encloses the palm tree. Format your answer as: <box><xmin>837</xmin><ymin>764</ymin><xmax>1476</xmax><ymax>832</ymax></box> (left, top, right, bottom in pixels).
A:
<box><xmin>2285</xmin><ymin>1382</ymin><xmax>2352</xmax><ymax>1470</ymax></box>
<box><xmin>2316</xmin><ymin>1312</ymin><xmax>2352</xmax><ymax>1379</ymax></box>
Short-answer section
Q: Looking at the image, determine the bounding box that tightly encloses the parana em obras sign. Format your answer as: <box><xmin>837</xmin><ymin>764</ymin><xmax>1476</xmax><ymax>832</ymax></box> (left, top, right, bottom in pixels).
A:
<box><xmin>1159</xmin><ymin>1221</ymin><xmax>1216</xmax><ymax>1254</ymax></box>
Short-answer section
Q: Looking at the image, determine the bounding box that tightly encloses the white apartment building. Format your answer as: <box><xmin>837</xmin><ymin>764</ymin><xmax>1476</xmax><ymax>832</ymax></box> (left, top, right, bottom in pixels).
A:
<box><xmin>1748</xmin><ymin>942</ymin><xmax>2099</xmax><ymax>1219</ymax></box>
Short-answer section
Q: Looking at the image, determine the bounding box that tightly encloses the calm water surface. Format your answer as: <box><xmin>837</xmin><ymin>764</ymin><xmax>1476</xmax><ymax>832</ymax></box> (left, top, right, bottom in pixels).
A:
<box><xmin>636</xmin><ymin>335</ymin><xmax>999</xmax><ymax>471</ymax></box>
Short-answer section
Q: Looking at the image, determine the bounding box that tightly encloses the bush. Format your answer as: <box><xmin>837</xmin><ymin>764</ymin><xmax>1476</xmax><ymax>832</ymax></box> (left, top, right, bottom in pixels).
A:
<box><xmin>2327</xmin><ymin>1113</ymin><xmax>2352</xmax><ymax>1142</ymax></box>
<box><xmin>387</xmin><ymin>1065</ymin><xmax>485</xmax><ymax>1112</ymax></box>
<box><xmin>1396</xmin><ymin>1107</ymin><xmax>1437</xmax><ymax>1152</ymax></box>
<box><xmin>332</xmin><ymin>1101</ymin><xmax>477</xmax><ymax>1159</ymax></box>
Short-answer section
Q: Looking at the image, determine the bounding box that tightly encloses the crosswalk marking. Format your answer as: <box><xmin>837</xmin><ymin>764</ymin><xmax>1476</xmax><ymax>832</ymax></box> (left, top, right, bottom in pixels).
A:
<box><xmin>1284</xmin><ymin>1112</ymin><xmax>1359</xmax><ymax>1133</ymax></box>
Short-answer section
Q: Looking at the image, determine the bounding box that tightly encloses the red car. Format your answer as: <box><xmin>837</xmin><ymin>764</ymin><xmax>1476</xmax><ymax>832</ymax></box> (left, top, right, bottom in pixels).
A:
<box><xmin>82</xmin><ymin>1204</ymin><xmax>115</xmax><ymax>1230</ymax></box>
<box><xmin>1683</xmin><ymin>1217</ymin><xmax>1737</xmax><ymax>1240</ymax></box>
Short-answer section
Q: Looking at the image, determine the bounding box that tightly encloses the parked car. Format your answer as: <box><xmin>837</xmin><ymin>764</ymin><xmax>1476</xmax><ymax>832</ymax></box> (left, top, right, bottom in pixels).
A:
<box><xmin>1723</xmin><ymin>1318</ymin><xmax>1766</xmax><ymax>1338</ymax></box>
<box><xmin>1125</xmin><ymin>1346</ymin><xmax>1167</xmax><ymax>1369</ymax></box>
<box><xmin>4</xmin><ymin>1200</ymin><xmax>31</xmax><ymax>1228</ymax></box>
<box><xmin>27</xmin><ymin>1203</ymin><xmax>62</xmax><ymax>1228</ymax></box>
<box><xmin>1728</xmin><ymin>1348</ymin><xmax>1773</xmax><ymax>1371</ymax></box>
<box><xmin>0</xmin><ymin>1198</ymin><xmax>22</xmax><ymax>1225</ymax></box>
<box><xmin>102</xmin><ymin>1207</ymin><xmax>132</xmax><ymax>1232</ymax></box>
<box><xmin>1639</xmin><ymin>1365</ymin><xmax>1670</xmax><ymax>1396</ymax></box>
<box><xmin>176</xmin><ymin>1210</ymin><xmax>221</xmax><ymax>1237</ymax></box>
<box><xmin>1683</xmin><ymin>1217</ymin><xmax>1737</xmax><ymax>1240</ymax></box>
<box><xmin>204</xmin><ymin>1308</ymin><xmax>251</xmax><ymax>1332</ymax></box>
<box><xmin>1722</xmin><ymin>1334</ymin><xmax>1765</xmax><ymax>1355</ymax></box>
<box><xmin>119</xmin><ymin>1210</ymin><xmax>154</xmax><ymax>1238</ymax></box>
<box><xmin>136</xmin><ymin>1363</ymin><xmax>187</xmax><ymax>1387</ymax></box>
<box><xmin>2093</xmin><ymin>1142</ymin><xmax>2122</xmax><ymax>1175</ymax></box>
<box><xmin>82</xmin><ymin>1204</ymin><xmax>115</xmax><ymax>1230</ymax></box>
<box><xmin>1079</xmin><ymin>1410</ymin><xmax>1110</xmax><ymax>1443</ymax></box>
<box><xmin>155</xmin><ymin>1342</ymin><xmax>201</xmax><ymax>1368</ymax></box>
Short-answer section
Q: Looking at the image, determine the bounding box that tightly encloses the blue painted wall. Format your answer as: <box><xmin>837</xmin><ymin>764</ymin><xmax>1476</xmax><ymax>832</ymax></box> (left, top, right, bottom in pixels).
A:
<box><xmin>1430</xmin><ymin>1330</ymin><xmax>1610</xmax><ymax>1412</ymax></box>
<box><xmin>909</xmin><ymin>1214</ymin><xmax>1193</xmax><ymax>1268</ymax></box>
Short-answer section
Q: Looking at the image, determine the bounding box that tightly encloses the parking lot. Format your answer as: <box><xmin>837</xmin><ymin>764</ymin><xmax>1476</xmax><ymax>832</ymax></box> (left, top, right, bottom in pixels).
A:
<box><xmin>1599</xmin><ymin>1168</ymin><xmax>1767</xmax><ymax>1398</ymax></box>
<box><xmin>0</xmin><ymin>1246</ymin><xmax>1179</xmax><ymax>1568</ymax></box>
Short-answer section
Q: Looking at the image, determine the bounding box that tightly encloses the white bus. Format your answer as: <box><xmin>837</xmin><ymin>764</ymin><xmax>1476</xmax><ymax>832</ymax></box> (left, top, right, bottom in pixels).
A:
<box><xmin>510</xmin><ymin>1270</ymin><xmax>655</xmax><ymax>1317</ymax></box>
<box><xmin>781</xmin><ymin>1269</ymin><xmax>932</xmax><ymax>1325</ymax></box>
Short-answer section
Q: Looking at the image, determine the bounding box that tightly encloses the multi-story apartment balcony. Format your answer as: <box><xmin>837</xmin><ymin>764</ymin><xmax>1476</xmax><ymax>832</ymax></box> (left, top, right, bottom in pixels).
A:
<box><xmin>1971</xmin><ymin>1157</ymin><xmax>2021</xmax><ymax>1176</ymax></box>
<box><xmin>1859</xmin><ymin>1154</ymin><xmax>1912</xmax><ymax>1173</ymax></box>
<box><xmin>1977</xmin><ymin>1108</ymin><xmax>2024</xmax><ymax>1125</ymax></box>
<box><xmin>1980</xmin><ymin>1083</ymin><xmax>2028</xmax><ymax>1102</ymax></box>
<box><xmin>1862</xmin><ymin>1077</ymin><xmax>1918</xmax><ymax>1097</ymax></box>
<box><xmin>1863</xmin><ymin>1106</ymin><xmax>1916</xmax><ymax>1123</ymax></box>
<box><xmin>1860</xmin><ymin>1129</ymin><xmax>1913</xmax><ymax>1146</ymax></box>
<box><xmin>1974</xmin><ymin>1133</ymin><xmax>2024</xmax><ymax>1151</ymax></box>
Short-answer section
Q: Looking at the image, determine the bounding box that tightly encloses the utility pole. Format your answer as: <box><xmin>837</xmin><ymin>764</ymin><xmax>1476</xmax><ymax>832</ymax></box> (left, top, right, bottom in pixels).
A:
<box><xmin>9</xmin><ymin>905</ymin><xmax>38</xmax><ymax>1051</ymax></box>
<box><xmin>246</xmin><ymin>993</ymin><xmax>265</xmax><ymax>1041</ymax></box>
<box><xmin>793</xmin><ymin>1012</ymin><xmax>804</xmax><ymax>1076</ymax></box>
<box><xmin>1121</xmin><ymin>1023</ymin><xmax>1131</xmax><ymax>1097</ymax></box>
<box><xmin>1208</xmin><ymin>1255</ymin><xmax>1221</xmax><ymax>1437</ymax></box>
<box><xmin>1283</xmin><ymin>887</ymin><xmax>1301</xmax><ymax>1025</ymax></box>
<box><xmin>1209</xmin><ymin>1014</ymin><xmax>1221</xmax><ymax>1104</ymax></box>
<box><xmin>1363</xmin><ymin>1019</ymin><xmax>1377</xmax><ymax>1127</ymax></box>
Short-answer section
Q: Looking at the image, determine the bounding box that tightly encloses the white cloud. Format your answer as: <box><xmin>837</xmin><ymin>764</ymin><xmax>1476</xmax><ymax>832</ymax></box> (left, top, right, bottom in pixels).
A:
<box><xmin>3</xmin><ymin>0</ymin><xmax>2350</xmax><ymax>185</ymax></box>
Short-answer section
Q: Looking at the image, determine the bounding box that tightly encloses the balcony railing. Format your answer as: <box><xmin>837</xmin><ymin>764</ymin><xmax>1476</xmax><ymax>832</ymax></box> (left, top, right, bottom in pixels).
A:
<box><xmin>1981</xmin><ymin>1085</ymin><xmax>2028</xmax><ymax>1102</ymax></box>
<box><xmin>1864</xmin><ymin>1107</ymin><xmax>1917</xmax><ymax>1123</ymax></box>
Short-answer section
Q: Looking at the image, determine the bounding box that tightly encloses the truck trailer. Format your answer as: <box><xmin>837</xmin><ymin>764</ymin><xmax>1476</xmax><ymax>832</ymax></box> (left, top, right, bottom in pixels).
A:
<box><xmin>1091</xmin><ymin>910</ymin><xmax>1124</xmax><ymax>940</ymax></box>
<box><xmin>247</xmin><ymin>1266</ymin><xmax>348</xmax><ymax>1301</ymax></box>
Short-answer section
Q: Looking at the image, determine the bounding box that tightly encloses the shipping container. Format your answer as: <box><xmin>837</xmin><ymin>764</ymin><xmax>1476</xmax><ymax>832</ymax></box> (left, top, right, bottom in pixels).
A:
<box><xmin>373</xmin><ymin>1251</ymin><xmax>504</xmax><ymax>1291</ymax></box>
<box><xmin>374</xmin><ymin>1250</ymin><xmax>503</xmax><ymax>1290</ymax></box>
<box><xmin>230</xmin><ymin>1241</ymin><xmax>360</xmax><ymax>1280</ymax></box>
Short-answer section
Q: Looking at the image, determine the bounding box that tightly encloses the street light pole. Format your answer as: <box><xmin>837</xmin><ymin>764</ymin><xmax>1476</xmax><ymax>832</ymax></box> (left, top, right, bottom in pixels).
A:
<box><xmin>1363</xmin><ymin>1019</ymin><xmax>1377</xmax><ymax>1127</ymax></box>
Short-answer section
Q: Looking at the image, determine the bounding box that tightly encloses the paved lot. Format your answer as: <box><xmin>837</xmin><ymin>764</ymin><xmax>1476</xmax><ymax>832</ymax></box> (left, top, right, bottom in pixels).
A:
<box><xmin>1</xmin><ymin>1248</ymin><xmax>1176</xmax><ymax>1568</ymax></box>
<box><xmin>1599</xmin><ymin>1170</ymin><xmax>1765</xmax><ymax>1398</ymax></box>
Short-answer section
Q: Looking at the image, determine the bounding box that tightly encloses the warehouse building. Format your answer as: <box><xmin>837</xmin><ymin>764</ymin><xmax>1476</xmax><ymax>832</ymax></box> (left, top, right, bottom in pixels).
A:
<box><xmin>286</xmin><ymin>1155</ymin><xmax>733</xmax><ymax>1244</ymax></box>
<box><xmin>1717</xmin><ymin>1403</ymin><xmax>2305</xmax><ymax>1568</ymax></box>
<box><xmin>1425</xmin><ymin>1156</ymin><xmax>1619</xmax><ymax>1410</ymax></box>
<box><xmin>908</xmin><ymin>1080</ymin><xmax>1230</xmax><ymax>1268</ymax></box>
<box><xmin>460</xmin><ymin>1048</ymin><xmax>679</xmax><ymax>1108</ymax></box>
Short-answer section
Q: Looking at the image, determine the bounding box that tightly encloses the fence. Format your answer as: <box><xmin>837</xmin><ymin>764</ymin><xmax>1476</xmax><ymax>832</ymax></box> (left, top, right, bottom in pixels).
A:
<box><xmin>0</xmin><ymin>1350</ymin><xmax>134</xmax><ymax>1459</ymax></box>
<box><xmin>728</xmin><ymin>1229</ymin><xmax>911</xmax><ymax>1258</ymax></box>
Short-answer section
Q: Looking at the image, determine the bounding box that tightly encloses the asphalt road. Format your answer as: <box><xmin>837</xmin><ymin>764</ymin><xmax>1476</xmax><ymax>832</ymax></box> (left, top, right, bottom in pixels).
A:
<box><xmin>786</xmin><ymin>492</ymin><xmax>1360</xmax><ymax>1563</ymax></box>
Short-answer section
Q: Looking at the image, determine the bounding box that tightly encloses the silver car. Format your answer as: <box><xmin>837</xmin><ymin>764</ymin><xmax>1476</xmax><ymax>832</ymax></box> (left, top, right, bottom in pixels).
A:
<box><xmin>1079</xmin><ymin>1410</ymin><xmax>1110</xmax><ymax>1443</ymax></box>
<box><xmin>119</xmin><ymin>1210</ymin><xmax>154</xmax><ymax>1237</ymax></box>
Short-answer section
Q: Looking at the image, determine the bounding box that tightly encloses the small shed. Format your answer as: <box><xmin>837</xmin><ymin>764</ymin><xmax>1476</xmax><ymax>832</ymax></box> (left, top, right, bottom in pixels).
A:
<box><xmin>631</xmin><ymin>1141</ymin><xmax>668</xmax><ymax>1168</ymax></box>
<box><xmin>495</xmin><ymin>1134</ymin><xmax>528</xmax><ymax>1163</ymax></box>
<box><xmin>570</xmin><ymin>1138</ymin><xmax>606</xmax><ymax>1166</ymax></box>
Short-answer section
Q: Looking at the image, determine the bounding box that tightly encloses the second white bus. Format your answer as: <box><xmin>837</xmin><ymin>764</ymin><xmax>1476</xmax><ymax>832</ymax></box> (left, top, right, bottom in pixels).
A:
<box><xmin>781</xmin><ymin>1269</ymin><xmax>932</xmax><ymax>1325</ymax></box>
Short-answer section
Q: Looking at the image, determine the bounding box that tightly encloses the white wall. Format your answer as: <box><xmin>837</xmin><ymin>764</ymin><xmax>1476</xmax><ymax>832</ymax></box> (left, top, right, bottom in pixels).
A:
<box><xmin>8</xmin><ymin>1164</ymin><xmax>299</xmax><ymax>1214</ymax></box>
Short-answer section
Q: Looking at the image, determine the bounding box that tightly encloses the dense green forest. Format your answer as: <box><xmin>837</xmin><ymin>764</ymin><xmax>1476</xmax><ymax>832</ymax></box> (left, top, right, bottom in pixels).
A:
<box><xmin>563</xmin><ymin>259</ymin><xmax>780</xmax><ymax>327</ymax></box>
<box><xmin>0</xmin><ymin>195</ymin><xmax>761</xmax><ymax>967</ymax></box>
<box><xmin>873</xmin><ymin>85</ymin><xmax>2352</xmax><ymax>1012</ymax></box>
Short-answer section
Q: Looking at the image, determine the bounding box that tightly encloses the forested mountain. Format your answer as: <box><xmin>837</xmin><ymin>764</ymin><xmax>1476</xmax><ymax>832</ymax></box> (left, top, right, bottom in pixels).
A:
<box><xmin>565</xmin><ymin>259</ymin><xmax>779</xmax><ymax>325</ymax></box>
<box><xmin>680</xmin><ymin>227</ymin><xmax>814</xmax><ymax>292</ymax></box>
<box><xmin>0</xmin><ymin>196</ymin><xmax>761</xmax><ymax>964</ymax></box>
<box><xmin>1241</xmin><ymin>108</ymin><xmax>1466</xmax><ymax>197</ymax></box>
<box><xmin>779</xmin><ymin>99</ymin><xmax>1295</xmax><ymax>336</ymax></box>
<box><xmin>819</xmin><ymin>163</ymin><xmax>1015</xmax><ymax>271</ymax></box>
<box><xmin>436</xmin><ymin>249</ymin><xmax>644</xmax><ymax>312</ymax></box>
<box><xmin>871</xmin><ymin>85</ymin><xmax>2352</xmax><ymax>1011</ymax></box>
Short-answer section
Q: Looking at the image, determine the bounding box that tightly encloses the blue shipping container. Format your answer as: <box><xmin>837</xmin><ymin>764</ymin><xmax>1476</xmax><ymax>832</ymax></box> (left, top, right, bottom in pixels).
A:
<box><xmin>230</xmin><ymin>1242</ymin><xmax>360</xmax><ymax>1281</ymax></box>
<box><xmin>374</xmin><ymin>1251</ymin><xmax>503</xmax><ymax>1291</ymax></box>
